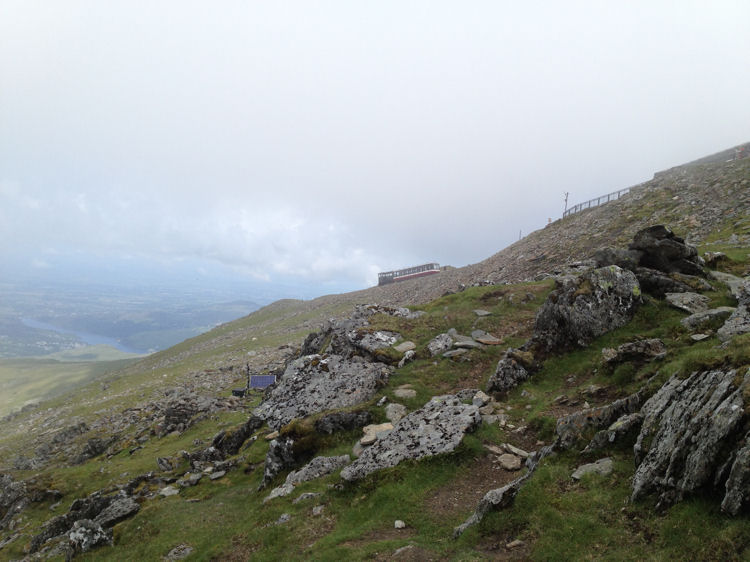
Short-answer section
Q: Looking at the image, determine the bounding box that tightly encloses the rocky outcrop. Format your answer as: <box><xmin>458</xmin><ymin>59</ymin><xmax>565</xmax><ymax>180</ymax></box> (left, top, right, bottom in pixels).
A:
<box><xmin>29</xmin><ymin>490</ymin><xmax>139</xmax><ymax>553</ymax></box>
<box><xmin>717</xmin><ymin>278</ymin><xmax>750</xmax><ymax>342</ymax></box>
<box><xmin>0</xmin><ymin>474</ymin><xmax>27</xmax><ymax>531</ymax></box>
<box><xmin>265</xmin><ymin>455</ymin><xmax>350</xmax><ymax>501</ymax></box>
<box><xmin>341</xmin><ymin>395</ymin><xmax>480</xmax><ymax>481</ymax></box>
<box><xmin>211</xmin><ymin>415</ymin><xmax>264</xmax><ymax>456</ymax></box>
<box><xmin>253</xmin><ymin>354</ymin><xmax>390</xmax><ymax>430</ymax></box>
<box><xmin>628</xmin><ymin>225</ymin><xmax>705</xmax><ymax>277</ymax></box>
<box><xmin>314</xmin><ymin>410</ymin><xmax>371</xmax><ymax>435</ymax></box>
<box><xmin>631</xmin><ymin>369</ymin><xmax>749</xmax><ymax>513</ymax></box>
<box><xmin>665</xmin><ymin>292</ymin><xmax>710</xmax><ymax>314</ymax></box>
<box><xmin>681</xmin><ymin>307</ymin><xmax>736</xmax><ymax>330</ymax></box>
<box><xmin>261</xmin><ymin>437</ymin><xmax>296</xmax><ymax>489</ymax></box>
<box><xmin>532</xmin><ymin>265</ymin><xmax>641</xmax><ymax>354</ymax></box>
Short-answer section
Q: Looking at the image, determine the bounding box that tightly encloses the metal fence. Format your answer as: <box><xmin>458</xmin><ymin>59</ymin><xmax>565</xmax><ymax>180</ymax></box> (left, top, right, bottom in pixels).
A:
<box><xmin>563</xmin><ymin>187</ymin><xmax>631</xmax><ymax>218</ymax></box>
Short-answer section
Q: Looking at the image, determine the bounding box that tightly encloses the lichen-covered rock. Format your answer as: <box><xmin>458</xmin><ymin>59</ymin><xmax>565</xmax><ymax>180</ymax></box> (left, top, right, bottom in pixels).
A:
<box><xmin>427</xmin><ymin>333</ymin><xmax>453</xmax><ymax>357</ymax></box>
<box><xmin>583</xmin><ymin>412</ymin><xmax>644</xmax><ymax>453</ymax></box>
<box><xmin>0</xmin><ymin>474</ymin><xmax>27</xmax><ymax>531</ymax></box>
<box><xmin>260</xmin><ymin>437</ymin><xmax>296</xmax><ymax>489</ymax></box>
<box><xmin>486</xmin><ymin>349</ymin><xmax>530</xmax><ymax>393</ymax></box>
<box><xmin>721</xmin><ymin>430</ymin><xmax>750</xmax><ymax>515</ymax></box>
<box><xmin>631</xmin><ymin>369</ymin><xmax>749</xmax><ymax>511</ymax></box>
<box><xmin>532</xmin><ymin>266</ymin><xmax>641</xmax><ymax>354</ymax></box>
<box><xmin>681</xmin><ymin>307</ymin><xmax>736</xmax><ymax>330</ymax></box>
<box><xmin>68</xmin><ymin>519</ymin><xmax>112</xmax><ymax>555</ymax></box>
<box><xmin>340</xmin><ymin>395</ymin><xmax>480</xmax><ymax>481</ymax></box>
<box><xmin>253</xmin><ymin>354</ymin><xmax>390</xmax><ymax>430</ymax></box>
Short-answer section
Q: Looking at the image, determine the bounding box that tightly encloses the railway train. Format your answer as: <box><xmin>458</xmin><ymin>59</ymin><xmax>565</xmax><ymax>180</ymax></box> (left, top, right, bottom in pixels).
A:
<box><xmin>378</xmin><ymin>263</ymin><xmax>440</xmax><ymax>286</ymax></box>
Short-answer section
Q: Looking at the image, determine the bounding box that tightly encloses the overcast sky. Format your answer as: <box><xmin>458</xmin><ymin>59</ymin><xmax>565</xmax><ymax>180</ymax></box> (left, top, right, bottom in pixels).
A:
<box><xmin>1</xmin><ymin>1</ymin><xmax>749</xmax><ymax>297</ymax></box>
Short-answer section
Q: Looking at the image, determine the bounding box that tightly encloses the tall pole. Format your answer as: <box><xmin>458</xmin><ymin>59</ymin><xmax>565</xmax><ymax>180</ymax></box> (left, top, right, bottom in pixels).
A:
<box><xmin>564</xmin><ymin>191</ymin><xmax>569</xmax><ymax>214</ymax></box>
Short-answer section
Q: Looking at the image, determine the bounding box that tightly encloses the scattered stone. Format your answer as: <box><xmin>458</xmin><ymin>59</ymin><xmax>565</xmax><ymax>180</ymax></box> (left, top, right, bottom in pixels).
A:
<box><xmin>503</xmin><ymin>443</ymin><xmax>529</xmax><ymax>458</ymax></box>
<box><xmin>385</xmin><ymin>403</ymin><xmax>407</xmax><ymax>422</ymax></box>
<box><xmin>276</xmin><ymin>513</ymin><xmax>291</xmax><ymax>525</ymax></box>
<box><xmin>572</xmin><ymin>458</ymin><xmax>614</xmax><ymax>480</ymax></box>
<box><xmin>472</xmin><ymin>330</ymin><xmax>502</xmax><ymax>345</ymax></box>
<box><xmin>178</xmin><ymin>473</ymin><xmax>203</xmax><ymax>487</ymax></box>
<box><xmin>443</xmin><ymin>349</ymin><xmax>469</xmax><ymax>359</ymax></box>
<box><xmin>292</xmin><ymin>492</ymin><xmax>322</xmax><ymax>504</ymax></box>
<box><xmin>341</xmin><ymin>395</ymin><xmax>480</xmax><ymax>481</ymax></box>
<box><xmin>478</xmin><ymin>404</ymin><xmax>495</xmax><ymax>415</ymax></box>
<box><xmin>93</xmin><ymin>495</ymin><xmax>140</xmax><ymax>528</ymax></box>
<box><xmin>453</xmin><ymin>339</ymin><xmax>483</xmax><ymax>349</ymax></box>
<box><xmin>497</xmin><ymin>454</ymin><xmax>522</xmax><ymax>471</ymax></box>
<box><xmin>377</xmin><ymin>396</ymin><xmax>388</xmax><ymax>406</ymax></box>
<box><xmin>474</xmin><ymin>309</ymin><xmax>492</xmax><ymax>317</ymax></box>
<box><xmin>209</xmin><ymin>471</ymin><xmax>226</xmax><ymax>481</ymax></box>
<box><xmin>165</xmin><ymin>543</ymin><xmax>194</xmax><ymax>560</ymax></box>
<box><xmin>427</xmin><ymin>333</ymin><xmax>453</xmax><ymax>356</ymax></box>
<box><xmin>506</xmin><ymin>539</ymin><xmax>526</xmax><ymax>549</ymax></box>
<box><xmin>397</xmin><ymin>350</ymin><xmax>416</xmax><ymax>368</ymax></box>
<box><xmin>690</xmin><ymin>333</ymin><xmax>710</xmax><ymax>342</ymax></box>
<box><xmin>472</xmin><ymin>391</ymin><xmax>490</xmax><ymax>407</ymax></box>
<box><xmin>360</xmin><ymin>423</ymin><xmax>394</xmax><ymax>446</ymax></box>
<box><xmin>394</xmin><ymin>387</ymin><xmax>417</xmax><ymax>399</ymax></box>
<box><xmin>394</xmin><ymin>341</ymin><xmax>416</xmax><ymax>353</ymax></box>
<box><xmin>156</xmin><ymin>457</ymin><xmax>174</xmax><ymax>472</ymax></box>
<box><xmin>159</xmin><ymin>486</ymin><xmax>179</xmax><ymax>497</ymax></box>
<box><xmin>665</xmin><ymin>292</ymin><xmax>710</xmax><ymax>314</ymax></box>
<box><xmin>265</xmin><ymin>431</ymin><xmax>279</xmax><ymax>441</ymax></box>
<box><xmin>710</xmin><ymin>270</ymin><xmax>745</xmax><ymax>299</ymax></box>
<box><xmin>394</xmin><ymin>519</ymin><xmax>406</xmax><ymax>529</ymax></box>
<box><xmin>312</xmin><ymin>505</ymin><xmax>325</xmax><ymax>516</ymax></box>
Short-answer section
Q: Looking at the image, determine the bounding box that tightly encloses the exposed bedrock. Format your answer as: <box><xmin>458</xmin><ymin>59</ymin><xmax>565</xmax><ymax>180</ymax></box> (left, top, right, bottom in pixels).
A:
<box><xmin>631</xmin><ymin>368</ymin><xmax>750</xmax><ymax>513</ymax></box>
<box><xmin>253</xmin><ymin>354</ymin><xmax>390</xmax><ymax>430</ymax></box>
<box><xmin>340</xmin><ymin>395</ymin><xmax>480</xmax><ymax>482</ymax></box>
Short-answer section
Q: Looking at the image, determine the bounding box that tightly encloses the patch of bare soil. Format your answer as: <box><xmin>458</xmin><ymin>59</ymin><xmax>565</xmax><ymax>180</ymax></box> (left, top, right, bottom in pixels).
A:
<box><xmin>424</xmin><ymin>454</ymin><xmax>522</xmax><ymax>521</ymax></box>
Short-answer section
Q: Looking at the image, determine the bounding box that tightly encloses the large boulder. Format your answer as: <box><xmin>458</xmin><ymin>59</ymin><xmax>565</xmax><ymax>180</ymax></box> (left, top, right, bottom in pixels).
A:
<box><xmin>340</xmin><ymin>395</ymin><xmax>480</xmax><ymax>481</ymax></box>
<box><xmin>631</xmin><ymin>368</ymin><xmax>750</xmax><ymax>513</ymax></box>
<box><xmin>628</xmin><ymin>225</ymin><xmax>704</xmax><ymax>277</ymax></box>
<box><xmin>253</xmin><ymin>354</ymin><xmax>390</xmax><ymax>430</ymax></box>
<box><xmin>532</xmin><ymin>266</ymin><xmax>641</xmax><ymax>354</ymax></box>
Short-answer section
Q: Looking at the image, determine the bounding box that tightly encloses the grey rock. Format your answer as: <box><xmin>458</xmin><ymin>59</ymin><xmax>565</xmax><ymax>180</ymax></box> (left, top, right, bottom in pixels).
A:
<box><xmin>556</xmin><ymin>389</ymin><xmax>647</xmax><ymax>450</ymax></box>
<box><xmin>717</xmin><ymin>278</ymin><xmax>750</xmax><ymax>342</ymax></box>
<box><xmin>178</xmin><ymin>473</ymin><xmax>203</xmax><ymax>487</ymax></box>
<box><xmin>427</xmin><ymin>333</ymin><xmax>453</xmax><ymax>356</ymax></box>
<box><xmin>634</xmin><ymin>266</ymin><xmax>695</xmax><ymax>297</ymax></box>
<box><xmin>631</xmin><ymin>369</ymin><xmax>749</xmax><ymax>510</ymax></box>
<box><xmin>681</xmin><ymin>306</ymin><xmax>736</xmax><ymax>329</ymax></box>
<box><xmin>209</xmin><ymin>470</ymin><xmax>226</xmax><ymax>480</ymax></box>
<box><xmin>265</xmin><ymin>454</ymin><xmax>350</xmax><ymax>501</ymax></box>
<box><xmin>165</xmin><ymin>544</ymin><xmax>194</xmax><ymax>560</ymax></box>
<box><xmin>628</xmin><ymin>225</ymin><xmax>704</xmax><ymax>277</ymax></box>
<box><xmin>593</xmin><ymin>247</ymin><xmax>643</xmax><ymax>271</ymax></box>
<box><xmin>156</xmin><ymin>457</ymin><xmax>174</xmax><ymax>472</ymax></box>
<box><xmin>690</xmin><ymin>333</ymin><xmax>710</xmax><ymax>342</ymax></box>
<box><xmin>212</xmin><ymin>415</ymin><xmax>264</xmax><ymax>455</ymax></box>
<box><xmin>497</xmin><ymin>453</ymin><xmax>522</xmax><ymax>471</ymax></box>
<box><xmin>353</xmin><ymin>330</ymin><xmax>401</xmax><ymax>354</ymax></box>
<box><xmin>260</xmin><ymin>437</ymin><xmax>296</xmax><ymax>489</ymax></box>
<box><xmin>276</xmin><ymin>513</ymin><xmax>291</xmax><ymax>525</ymax></box>
<box><xmin>292</xmin><ymin>492</ymin><xmax>322</xmax><ymax>504</ymax></box>
<box><xmin>443</xmin><ymin>349</ymin><xmax>469</xmax><ymax>359</ymax></box>
<box><xmin>721</xmin><ymin>429</ymin><xmax>750</xmax><ymax>515</ymax></box>
<box><xmin>394</xmin><ymin>341</ymin><xmax>416</xmax><ymax>353</ymax></box>
<box><xmin>254</xmin><ymin>354</ymin><xmax>390</xmax><ymax>430</ymax></box>
<box><xmin>532</xmin><ymin>266</ymin><xmax>641</xmax><ymax>354</ymax></box>
<box><xmin>0</xmin><ymin>474</ymin><xmax>27</xmax><ymax>531</ymax></box>
<box><xmin>159</xmin><ymin>486</ymin><xmax>179</xmax><ymax>497</ymax></box>
<box><xmin>455</xmin><ymin>388</ymin><xmax>482</xmax><ymax>402</ymax></box>
<box><xmin>486</xmin><ymin>349</ymin><xmax>531</xmax><ymax>393</ymax></box>
<box><xmin>602</xmin><ymin>338</ymin><xmax>666</xmax><ymax>365</ymax></box>
<box><xmin>385</xmin><ymin>403</ymin><xmax>407</xmax><ymax>422</ymax></box>
<box><xmin>572</xmin><ymin>458</ymin><xmax>614</xmax><ymax>480</ymax></box>
<box><xmin>360</xmin><ymin>423</ymin><xmax>393</xmax><ymax>445</ymax></box>
<box><xmin>710</xmin><ymin>270</ymin><xmax>745</xmax><ymax>299</ymax></box>
<box><xmin>453</xmin><ymin>340</ymin><xmax>483</xmax><ymax>349</ymax></box>
<box><xmin>397</xmin><ymin>350</ymin><xmax>416</xmax><ymax>368</ymax></box>
<box><xmin>474</xmin><ymin>309</ymin><xmax>492</xmax><ymax>317</ymax></box>
<box><xmin>68</xmin><ymin>519</ymin><xmax>112</xmax><ymax>554</ymax></box>
<box><xmin>394</xmin><ymin>387</ymin><xmax>416</xmax><ymax>399</ymax></box>
<box><xmin>93</xmin><ymin>494</ymin><xmax>140</xmax><ymax>528</ymax></box>
<box><xmin>312</xmin><ymin>505</ymin><xmax>325</xmax><ymax>516</ymax></box>
<box><xmin>314</xmin><ymin>410</ymin><xmax>371</xmax><ymax>435</ymax></box>
<box><xmin>583</xmin><ymin>413</ymin><xmax>644</xmax><ymax>453</ymax></box>
<box><xmin>665</xmin><ymin>292</ymin><xmax>710</xmax><ymax>314</ymax></box>
<box><xmin>341</xmin><ymin>395</ymin><xmax>480</xmax><ymax>481</ymax></box>
<box><xmin>394</xmin><ymin>519</ymin><xmax>406</xmax><ymax>529</ymax></box>
<box><xmin>472</xmin><ymin>391</ymin><xmax>490</xmax><ymax>407</ymax></box>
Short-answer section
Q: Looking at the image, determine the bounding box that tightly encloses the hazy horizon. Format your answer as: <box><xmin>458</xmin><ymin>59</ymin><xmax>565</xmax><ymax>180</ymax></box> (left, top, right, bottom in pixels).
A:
<box><xmin>2</xmin><ymin>2</ymin><xmax>749</xmax><ymax>297</ymax></box>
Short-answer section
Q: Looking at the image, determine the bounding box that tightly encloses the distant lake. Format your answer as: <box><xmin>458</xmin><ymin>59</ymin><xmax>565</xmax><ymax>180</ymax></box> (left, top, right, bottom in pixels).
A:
<box><xmin>21</xmin><ymin>318</ymin><xmax>140</xmax><ymax>354</ymax></box>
